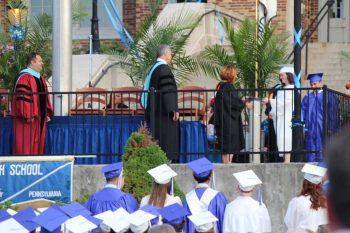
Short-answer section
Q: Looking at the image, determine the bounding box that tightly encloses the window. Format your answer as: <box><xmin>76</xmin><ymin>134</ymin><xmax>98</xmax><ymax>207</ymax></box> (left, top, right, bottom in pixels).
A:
<box><xmin>331</xmin><ymin>0</ymin><xmax>344</xmax><ymax>19</ymax></box>
<box><xmin>73</xmin><ymin>0</ymin><xmax>122</xmax><ymax>40</ymax></box>
<box><xmin>28</xmin><ymin>0</ymin><xmax>122</xmax><ymax>40</ymax></box>
<box><xmin>29</xmin><ymin>0</ymin><xmax>53</xmax><ymax>18</ymax></box>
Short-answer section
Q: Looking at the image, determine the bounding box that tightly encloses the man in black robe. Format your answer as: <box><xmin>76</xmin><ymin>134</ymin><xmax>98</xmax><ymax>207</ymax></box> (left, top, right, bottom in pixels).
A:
<box><xmin>145</xmin><ymin>45</ymin><xmax>179</xmax><ymax>161</ymax></box>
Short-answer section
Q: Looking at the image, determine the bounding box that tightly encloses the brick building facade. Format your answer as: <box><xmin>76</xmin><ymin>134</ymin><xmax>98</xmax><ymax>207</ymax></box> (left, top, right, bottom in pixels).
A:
<box><xmin>0</xmin><ymin>0</ymin><xmax>320</xmax><ymax>47</ymax></box>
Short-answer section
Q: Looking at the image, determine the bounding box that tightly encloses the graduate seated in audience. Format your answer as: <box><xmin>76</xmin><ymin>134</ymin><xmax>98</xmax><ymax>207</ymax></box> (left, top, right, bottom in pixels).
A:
<box><xmin>188</xmin><ymin>211</ymin><xmax>218</xmax><ymax>233</ymax></box>
<box><xmin>284</xmin><ymin>164</ymin><xmax>328</xmax><ymax>233</ymax></box>
<box><xmin>148</xmin><ymin>224</ymin><xmax>177</xmax><ymax>233</ymax></box>
<box><xmin>223</xmin><ymin>170</ymin><xmax>271</xmax><ymax>233</ymax></box>
<box><xmin>129</xmin><ymin>209</ymin><xmax>158</xmax><ymax>233</ymax></box>
<box><xmin>140</xmin><ymin>164</ymin><xmax>182</xmax><ymax>209</ymax></box>
<box><xmin>326</xmin><ymin>124</ymin><xmax>350</xmax><ymax>233</ymax></box>
<box><xmin>158</xmin><ymin>203</ymin><xmax>189</xmax><ymax>233</ymax></box>
<box><xmin>183</xmin><ymin>157</ymin><xmax>227</xmax><ymax>233</ymax></box>
<box><xmin>85</xmin><ymin>162</ymin><xmax>138</xmax><ymax>215</ymax></box>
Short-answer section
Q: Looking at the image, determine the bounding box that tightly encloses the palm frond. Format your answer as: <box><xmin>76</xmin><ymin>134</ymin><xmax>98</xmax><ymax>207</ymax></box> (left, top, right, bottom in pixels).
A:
<box><xmin>197</xmin><ymin>17</ymin><xmax>289</xmax><ymax>91</ymax></box>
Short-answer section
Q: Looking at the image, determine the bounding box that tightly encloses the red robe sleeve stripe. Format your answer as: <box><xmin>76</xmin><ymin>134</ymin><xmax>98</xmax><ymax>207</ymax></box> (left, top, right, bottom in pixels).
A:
<box><xmin>15</xmin><ymin>84</ymin><xmax>32</xmax><ymax>91</ymax></box>
<box><xmin>16</xmin><ymin>96</ymin><xmax>33</xmax><ymax>103</ymax></box>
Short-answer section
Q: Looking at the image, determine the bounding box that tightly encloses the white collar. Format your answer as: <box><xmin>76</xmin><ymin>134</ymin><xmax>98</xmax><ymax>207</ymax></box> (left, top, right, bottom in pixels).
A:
<box><xmin>196</xmin><ymin>183</ymin><xmax>209</xmax><ymax>188</ymax></box>
<box><xmin>157</xmin><ymin>58</ymin><xmax>167</xmax><ymax>64</ymax></box>
<box><xmin>105</xmin><ymin>184</ymin><xmax>118</xmax><ymax>189</ymax></box>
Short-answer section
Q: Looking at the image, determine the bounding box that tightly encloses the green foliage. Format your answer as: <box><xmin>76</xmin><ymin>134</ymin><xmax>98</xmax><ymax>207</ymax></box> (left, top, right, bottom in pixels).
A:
<box><xmin>74</xmin><ymin>193</ymin><xmax>92</xmax><ymax>204</ymax></box>
<box><xmin>0</xmin><ymin>2</ymin><xmax>88</xmax><ymax>89</ymax></box>
<box><xmin>7</xmin><ymin>0</ymin><xmax>28</xmax><ymax>9</ymax></box>
<box><xmin>109</xmin><ymin>0</ymin><xmax>201</xmax><ymax>86</ymax></box>
<box><xmin>197</xmin><ymin>18</ymin><xmax>289</xmax><ymax>93</ymax></box>
<box><xmin>0</xmin><ymin>200</ymin><xmax>20</xmax><ymax>211</ymax></box>
<box><xmin>122</xmin><ymin>126</ymin><xmax>184</xmax><ymax>202</ymax></box>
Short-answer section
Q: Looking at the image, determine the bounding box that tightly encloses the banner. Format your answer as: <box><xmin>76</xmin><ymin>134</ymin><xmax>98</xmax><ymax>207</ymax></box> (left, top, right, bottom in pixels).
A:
<box><xmin>0</xmin><ymin>156</ymin><xmax>74</xmax><ymax>205</ymax></box>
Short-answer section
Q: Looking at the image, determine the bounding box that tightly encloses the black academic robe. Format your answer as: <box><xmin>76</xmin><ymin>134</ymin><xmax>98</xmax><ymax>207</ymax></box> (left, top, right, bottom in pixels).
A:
<box><xmin>214</xmin><ymin>82</ymin><xmax>246</xmax><ymax>162</ymax></box>
<box><xmin>145</xmin><ymin>64</ymin><xmax>179</xmax><ymax>160</ymax></box>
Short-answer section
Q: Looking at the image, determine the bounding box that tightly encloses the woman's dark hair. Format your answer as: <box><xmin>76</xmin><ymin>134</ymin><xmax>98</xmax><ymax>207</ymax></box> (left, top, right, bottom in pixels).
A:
<box><xmin>193</xmin><ymin>171</ymin><xmax>212</xmax><ymax>183</ymax></box>
<box><xmin>299</xmin><ymin>179</ymin><xmax>326</xmax><ymax>210</ymax></box>
<box><xmin>280</xmin><ymin>72</ymin><xmax>294</xmax><ymax>86</ymax></box>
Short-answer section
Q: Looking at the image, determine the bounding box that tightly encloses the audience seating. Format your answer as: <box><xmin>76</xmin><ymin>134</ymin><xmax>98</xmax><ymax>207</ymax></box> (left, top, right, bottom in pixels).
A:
<box><xmin>69</xmin><ymin>87</ymin><xmax>107</xmax><ymax>115</ymax></box>
<box><xmin>106</xmin><ymin>86</ymin><xmax>144</xmax><ymax>115</ymax></box>
<box><xmin>178</xmin><ymin>86</ymin><xmax>207</xmax><ymax>121</ymax></box>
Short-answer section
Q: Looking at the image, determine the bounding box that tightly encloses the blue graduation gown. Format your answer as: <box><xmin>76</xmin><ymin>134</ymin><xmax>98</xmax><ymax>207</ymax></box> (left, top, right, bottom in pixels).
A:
<box><xmin>301</xmin><ymin>91</ymin><xmax>339</xmax><ymax>162</ymax></box>
<box><xmin>183</xmin><ymin>188</ymin><xmax>227</xmax><ymax>233</ymax></box>
<box><xmin>85</xmin><ymin>186</ymin><xmax>138</xmax><ymax>215</ymax></box>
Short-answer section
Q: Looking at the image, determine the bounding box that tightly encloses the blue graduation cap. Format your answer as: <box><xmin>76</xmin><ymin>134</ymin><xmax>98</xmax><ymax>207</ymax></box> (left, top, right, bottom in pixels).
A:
<box><xmin>140</xmin><ymin>205</ymin><xmax>160</xmax><ymax>225</ymax></box>
<box><xmin>318</xmin><ymin>161</ymin><xmax>327</xmax><ymax>168</ymax></box>
<box><xmin>187</xmin><ymin>157</ymin><xmax>214</xmax><ymax>178</ymax></box>
<box><xmin>101</xmin><ymin>162</ymin><xmax>123</xmax><ymax>179</ymax></box>
<box><xmin>31</xmin><ymin>206</ymin><xmax>69</xmax><ymax>232</ymax></box>
<box><xmin>13</xmin><ymin>206</ymin><xmax>38</xmax><ymax>232</ymax></box>
<box><xmin>0</xmin><ymin>210</ymin><xmax>11</xmax><ymax>222</ymax></box>
<box><xmin>158</xmin><ymin>203</ymin><xmax>189</xmax><ymax>226</ymax></box>
<box><xmin>59</xmin><ymin>202</ymin><xmax>91</xmax><ymax>218</ymax></box>
<box><xmin>140</xmin><ymin>205</ymin><xmax>160</xmax><ymax>217</ymax></box>
<box><xmin>307</xmin><ymin>73</ymin><xmax>323</xmax><ymax>84</ymax></box>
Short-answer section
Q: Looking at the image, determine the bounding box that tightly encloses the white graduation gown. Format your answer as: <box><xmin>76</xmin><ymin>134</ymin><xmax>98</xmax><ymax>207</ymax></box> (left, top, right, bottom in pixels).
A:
<box><xmin>270</xmin><ymin>84</ymin><xmax>294</xmax><ymax>156</ymax></box>
<box><xmin>284</xmin><ymin>195</ymin><xmax>328</xmax><ymax>233</ymax></box>
<box><xmin>223</xmin><ymin>196</ymin><xmax>271</xmax><ymax>233</ymax></box>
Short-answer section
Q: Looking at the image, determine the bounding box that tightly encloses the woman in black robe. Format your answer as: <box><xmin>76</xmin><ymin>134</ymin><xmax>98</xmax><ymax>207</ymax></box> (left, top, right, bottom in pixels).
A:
<box><xmin>214</xmin><ymin>65</ymin><xmax>248</xmax><ymax>164</ymax></box>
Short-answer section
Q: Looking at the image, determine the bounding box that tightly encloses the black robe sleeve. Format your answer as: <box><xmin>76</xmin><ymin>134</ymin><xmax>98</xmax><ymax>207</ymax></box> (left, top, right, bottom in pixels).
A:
<box><xmin>158</xmin><ymin>65</ymin><xmax>178</xmax><ymax>113</ymax></box>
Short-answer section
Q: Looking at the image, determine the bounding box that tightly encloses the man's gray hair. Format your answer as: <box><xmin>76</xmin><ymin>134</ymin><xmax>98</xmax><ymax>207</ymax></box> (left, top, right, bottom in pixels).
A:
<box><xmin>156</xmin><ymin>44</ymin><xmax>171</xmax><ymax>58</ymax></box>
<box><xmin>148</xmin><ymin>224</ymin><xmax>176</xmax><ymax>233</ymax></box>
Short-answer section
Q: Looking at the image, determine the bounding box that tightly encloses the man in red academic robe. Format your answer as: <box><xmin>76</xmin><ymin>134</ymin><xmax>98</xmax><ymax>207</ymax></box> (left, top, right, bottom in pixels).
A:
<box><xmin>11</xmin><ymin>52</ymin><xmax>53</xmax><ymax>155</ymax></box>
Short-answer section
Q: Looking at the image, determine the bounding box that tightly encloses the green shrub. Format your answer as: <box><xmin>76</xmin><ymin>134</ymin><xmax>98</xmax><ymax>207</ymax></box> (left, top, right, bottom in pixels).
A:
<box><xmin>122</xmin><ymin>126</ymin><xmax>184</xmax><ymax>202</ymax></box>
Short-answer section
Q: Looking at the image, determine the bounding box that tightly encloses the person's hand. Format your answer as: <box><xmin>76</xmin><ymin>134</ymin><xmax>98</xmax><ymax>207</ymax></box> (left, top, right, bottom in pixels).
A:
<box><xmin>46</xmin><ymin>116</ymin><xmax>51</xmax><ymax>122</ymax></box>
<box><xmin>173</xmin><ymin>111</ymin><xmax>179</xmax><ymax>121</ymax></box>
<box><xmin>262</xmin><ymin>97</ymin><xmax>269</xmax><ymax>104</ymax></box>
<box><xmin>26</xmin><ymin>118</ymin><xmax>34</xmax><ymax>123</ymax></box>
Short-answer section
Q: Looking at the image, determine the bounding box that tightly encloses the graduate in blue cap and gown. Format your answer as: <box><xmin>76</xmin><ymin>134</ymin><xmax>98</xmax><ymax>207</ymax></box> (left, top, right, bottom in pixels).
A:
<box><xmin>158</xmin><ymin>203</ymin><xmax>189</xmax><ymax>233</ymax></box>
<box><xmin>301</xmin><ymin>73</ymin><xmax>340</xmax><ymax>162</ymax></box>
<box><xmin>183</xmin><ymin>158</ymin><xmax>227</xmax><ymax>233</ymax></box>
<box><xmin>85</xmin><ymin>162</ymin><xmax>138</xmax><ymax>215</ymax></box>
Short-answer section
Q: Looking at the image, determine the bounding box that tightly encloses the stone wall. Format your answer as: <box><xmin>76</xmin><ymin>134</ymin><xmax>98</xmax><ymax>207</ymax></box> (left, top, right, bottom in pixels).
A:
<box><xmin>74</xmin><ymin>163</ymin><xmax>306</xmax><ymax>233</ymax></box>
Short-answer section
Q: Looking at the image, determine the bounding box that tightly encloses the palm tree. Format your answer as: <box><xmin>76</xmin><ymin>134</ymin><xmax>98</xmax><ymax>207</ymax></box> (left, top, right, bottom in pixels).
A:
<box><xmin>197</xmin><ymin>17</ymin><xmax>289</xmax><ymax>92</ymax></box>
<box><xmin>109</xmin><ymin>0</ymin><xmax>201</xmax><ymax>87</ymax></box>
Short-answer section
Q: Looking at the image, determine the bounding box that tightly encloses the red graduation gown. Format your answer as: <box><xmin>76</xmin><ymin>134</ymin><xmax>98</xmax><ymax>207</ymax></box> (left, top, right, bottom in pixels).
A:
<box><xmin>11</xmin><ymin>73</ymin><xmax>53</xmax><ymax>155</ymax></box>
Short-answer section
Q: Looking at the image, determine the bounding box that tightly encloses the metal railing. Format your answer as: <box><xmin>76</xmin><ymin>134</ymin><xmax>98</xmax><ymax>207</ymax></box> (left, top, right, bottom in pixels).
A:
<box><xmin>0</xmin><ymin>87</ymin><xmax>348</xmax><ymax>163</ymax></box>
<box><xmin>288</xmin><ymin>0</ymin><xmax>335</xmax><ymax>75</ymax></box>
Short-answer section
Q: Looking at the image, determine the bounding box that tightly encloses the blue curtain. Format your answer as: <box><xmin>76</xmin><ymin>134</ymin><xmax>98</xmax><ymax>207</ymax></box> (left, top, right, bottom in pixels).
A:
<box><xmin>0</xmin><ymin>116</ymin><xmax>209</xmax><ymax>164</ymax></box>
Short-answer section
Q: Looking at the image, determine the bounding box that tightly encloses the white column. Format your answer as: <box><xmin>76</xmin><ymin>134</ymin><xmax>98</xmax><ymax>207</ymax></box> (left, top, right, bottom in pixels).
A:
<box><xmin>249</xmin><ymin>100</ymin><xmax>261</xmax><ymax>163</ymax></box>
<box><xmin>52</xmin><ymin>0</ymin><xmax>72</xmax><ymax>116</ymax></box>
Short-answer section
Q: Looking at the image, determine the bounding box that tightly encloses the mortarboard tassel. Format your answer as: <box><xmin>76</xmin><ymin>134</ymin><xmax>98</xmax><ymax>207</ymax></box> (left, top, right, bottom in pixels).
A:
<box><xmin>170</xmin><ymin>178</ymin><xmax>174</xmax><ymax>196</ymax></box>
<box><xmin>258</xmin><ymin>188</ymin><xmax>263</xmax><ymax>206</ymax></box>
<box><xmin>211</xmin><ymin>171</ymin><xmax>216</xmax><ymax>190</ymax></box>
<box><xmin>117</xmin><ymin>168</ymin><xmax>123</xmax><ymax>189</ymax></box>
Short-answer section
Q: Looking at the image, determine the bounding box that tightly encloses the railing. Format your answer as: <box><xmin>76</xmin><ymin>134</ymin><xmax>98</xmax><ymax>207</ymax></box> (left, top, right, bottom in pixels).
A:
<box><xmin>288</xmin><ymin>0</ymin><xmax>335</xmax><ymax>75</ymax></box>
<box><xmin>0</xmin><ymin>87</ymin><xmax>348</xmax><ymax>163</ymax></box>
